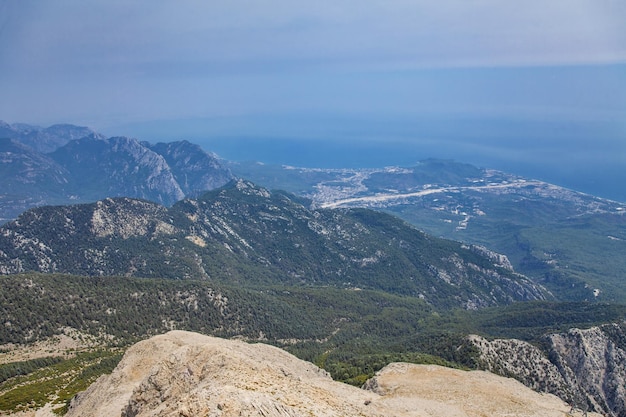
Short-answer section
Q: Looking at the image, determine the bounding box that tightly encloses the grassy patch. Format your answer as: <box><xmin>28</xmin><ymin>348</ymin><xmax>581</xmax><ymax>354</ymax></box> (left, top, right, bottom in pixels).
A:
<box><xmin>0</xmin><ymin>350</ymin><xmax>122</xmax><ymax>414</ymax></box>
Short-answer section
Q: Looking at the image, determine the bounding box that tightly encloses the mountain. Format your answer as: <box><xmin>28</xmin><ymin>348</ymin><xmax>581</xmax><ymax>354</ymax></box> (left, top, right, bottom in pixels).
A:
<box><xmin>65</xmin><ymin>330</ymin><xmax>600</xmax><ymax>417</ymax></box>
<box><xmin>0</xmin><ymin>138</ymin><xmax>71</xmax><ymax>221</ymax></box>
<box><xmin>49</xmin><ymin>135</ymin><xmax>186</xmax><ymax>205</ymax></box>
<box><xmin>0</xmin><ymin>179</ymin><xmax>546</xmax><ymax>309</ymax></box>
<box><xmin>0</xmin><ymin>120</ymin><xmax>98</xmax><ymax>153</ymax></box>
<box><xmin>146</xmin><ymin>140</ymin><xmax>233</xmax><ymax>196</ymax></box>
<box><xmin>229</xmin><ymin>159</ymin><xmax>626</xmax><ymax>303</ymax></box>
<box><xmin>469</xmin><ymin>323</ymin><xmax>626</xmax><ymax>417</ymax></box>
<box><xmin>0</xmin><ymin>126</ymin><xmax>233</xmax><ymax>221</ymax></box>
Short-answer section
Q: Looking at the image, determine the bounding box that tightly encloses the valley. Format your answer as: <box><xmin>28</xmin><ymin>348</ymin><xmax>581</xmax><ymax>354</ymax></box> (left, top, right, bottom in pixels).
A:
<box><xmin>2</xmin><ymin>273</ymin><xmax>626</xmax><ymax>416</ymax></box>
<box><xmin>3</xmin><ymin>1</ymin><xmax>624</xmax><ymax>413</ymax></box>
<box><xmin>1</xmin><ymin>122</ymin><xmax>626</xmax><ymax>416</ymax></box>
<box><xmin>231</xmin><ymin>160</ymin><xmax>626</xmax><ymax>303</ymax></box>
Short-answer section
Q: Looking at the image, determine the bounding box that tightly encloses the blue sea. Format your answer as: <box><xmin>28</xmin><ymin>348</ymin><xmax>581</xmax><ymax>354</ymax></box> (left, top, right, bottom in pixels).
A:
<box><xmin>109</xmin><ymin>116</ymin><xmax>626</xmax><ymax>203</ymax></box>
<box><xmin>193</xmin><ymin>134</ymin><xmax>625</xmax><ymax>203</ymax></box>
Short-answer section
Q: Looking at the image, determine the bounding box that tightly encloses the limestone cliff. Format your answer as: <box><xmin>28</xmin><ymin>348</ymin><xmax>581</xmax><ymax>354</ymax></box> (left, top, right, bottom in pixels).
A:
<box><xmin>469</xmin><ymin>323</ymin><xmax>626</xmax><ymax>416</ymax></box>
<box><xmin>66</xmin><ymin>330</ymin><xmax>598</xmax><ymax>417</ymax></box>
<box><xmin>548</xmin><ymin>325</ymin><xmax>626</xmax><ymax>416</ymax></box>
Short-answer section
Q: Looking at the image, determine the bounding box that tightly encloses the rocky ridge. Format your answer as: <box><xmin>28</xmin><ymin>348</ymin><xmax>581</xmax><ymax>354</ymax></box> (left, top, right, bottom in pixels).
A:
<box><xmin>469</xmin><ymin>323</ymin><xmax>626</xmax><ymax>416</ymax></box>
<box><xmin>0</xmin><ymin>123</ymin><xmax>233</xmax><ymax>221</ymax></box>
<box><xmin>0</xmin><ymin>180</ymin><xmax>547</xmax><ymax>309</ymax></box>
<box><xmin>65</xmin><ymin>330</ymin><xmax>599</xmax><ymax>417</ymax></box>
<box><xmin>0</xmin><ymin>121</ymin><xmax>98</xmax><ymax>153</ymax></box>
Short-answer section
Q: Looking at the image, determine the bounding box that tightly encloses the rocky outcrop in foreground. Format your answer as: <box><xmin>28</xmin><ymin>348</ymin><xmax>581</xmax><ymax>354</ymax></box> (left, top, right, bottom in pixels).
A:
<box><xmin>66</xmin><ymin>331</ymin><xmax>598</xmax><ymax>417</ymax></box>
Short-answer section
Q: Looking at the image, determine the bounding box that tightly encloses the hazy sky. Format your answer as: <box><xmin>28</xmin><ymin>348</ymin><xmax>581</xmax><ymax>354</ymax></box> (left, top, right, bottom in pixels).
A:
<box><xmin>1</xmin><ymin>1</ymin><xmax>625</xmax><ymax>197</ymax></box>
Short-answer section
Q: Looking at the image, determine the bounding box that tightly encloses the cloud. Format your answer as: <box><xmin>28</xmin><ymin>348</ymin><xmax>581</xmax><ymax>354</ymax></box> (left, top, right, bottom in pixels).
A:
<box><xmin>3</xmin><ymin>0</ymin><xmax>626</xmax><ymax>77</ymax></box>
<box><xmin>0</xmin><ymin>0</ymin><xmax>625</xmax><ymax>128</ymax></box>
<box><xmin>1</xmin><ymin>1</ymin><xmax>623</xmax><ymax>200</ymax></box>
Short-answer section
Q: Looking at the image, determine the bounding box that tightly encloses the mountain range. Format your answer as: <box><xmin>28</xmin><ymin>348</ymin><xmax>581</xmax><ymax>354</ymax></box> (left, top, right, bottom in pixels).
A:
<box><xmin>230</xmin><ymin>159</ymin><xmax>626</xmax><ymax>303</ymax></box>
<box><xmin>0</xmin><ymin>121</ymin><xmax>232</xmax><ymax>221</ymax></box>
<box><xmin>2</xmin><ymin>120</ymin><xmax>626</xmax><ymax>416</ymax></box>
<box><xmin>3</xmin><ymin>122</ymin><xmax>625</xmax><ymax>305</ymax></box>
<box><xmin>0</xmin><ymin>179</ymin><xmax>545</xmax><ymax>310</ymax></box>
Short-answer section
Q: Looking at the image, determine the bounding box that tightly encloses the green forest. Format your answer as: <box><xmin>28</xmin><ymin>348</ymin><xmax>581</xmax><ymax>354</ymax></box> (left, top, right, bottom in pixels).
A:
<box><xmin>2</xmin><ymin>273</ymin><xmax>626</xmax><ymax>413</ymax></box>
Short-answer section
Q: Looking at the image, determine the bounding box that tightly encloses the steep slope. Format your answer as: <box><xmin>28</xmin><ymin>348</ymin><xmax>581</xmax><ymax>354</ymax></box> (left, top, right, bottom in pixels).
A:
<box><xmin>50</xmin><ymin>135</ymin><xmax>185</xmax><ymax>205</ymax></box>
<box><xmin>469</xmin><ymin>322</ymin><xmax>626</xmax><ymax>417</ymax></box>
<box><xmin>66</xmin><ymin>330</ymin><xmax>599</xmax><ymax>417</ymax></box>
<box><xmin>548</xmin><ymin>325</ymin><xmax>626</xmax><ymax>417</ymax></box>
<box><xmin>0</xmin><ymin>180</ymin><xmax>547</xmax><ymax>309</ymax></box>
<box><xmin>0</xmin><ymin>197</ymin><xmax>208</xmax><ymax>278</ymax></box>
<box><xmin>147</xmin><ymin>140</ymin><xmax>232</xmax><ymax>196</ymax></box>
<box><xmin>230</xmin><ymin>159</ymin><xmax>626</xmax><ymax>303</ymax></box>
<box><xmin>0</xmin><ymin>139</ymin><xmax>70</xmax><ymax>221</ymax></box>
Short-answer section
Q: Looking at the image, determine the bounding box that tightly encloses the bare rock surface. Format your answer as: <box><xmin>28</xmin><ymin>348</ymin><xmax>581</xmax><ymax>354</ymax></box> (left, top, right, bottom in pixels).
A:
<box><xmin>468</xmin><ymin>334</ymin><xmax>576</xmax><ymax>400</ymax></box>
<box><xmin>65</xmin><ymin>330</ymin><xmax>598</xmax><ymax>417</ymax></box>
<box><xmin>365</xmin><ymin>362</ymin><xmax>601</xmax><ymax>417</ymax></box>
<box><xmin>548</xmin><ymin>325</ymin><xmax>626</xmax><ymax>416</ymax></box>
<box><xmin>469</xmin><ymin>325</ymin><xmax>626</xmax><ymax>416</ymax></box>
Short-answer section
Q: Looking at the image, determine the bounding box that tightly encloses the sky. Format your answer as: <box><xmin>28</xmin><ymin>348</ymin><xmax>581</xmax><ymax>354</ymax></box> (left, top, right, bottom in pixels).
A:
<box><xmin>1</xmin><ymin>1</ymin><xmax>625</xmax><ymax>199</ymax></box>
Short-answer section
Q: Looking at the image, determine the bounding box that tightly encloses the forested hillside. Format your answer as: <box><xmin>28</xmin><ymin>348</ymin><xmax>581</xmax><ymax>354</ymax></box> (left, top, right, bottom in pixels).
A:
<box><xmin>2</xmin><ymin>273</ymin><xmax>626</xmax><ymax>415</ymax></box>
<box><xmin>0</xmin><ymin>180</ymin><xmax>546</xmax><ymax>309</ymax></box>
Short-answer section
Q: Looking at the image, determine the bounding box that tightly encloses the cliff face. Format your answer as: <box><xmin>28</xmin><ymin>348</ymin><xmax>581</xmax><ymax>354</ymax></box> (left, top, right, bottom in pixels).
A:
<box><xmin>469</xmin><ymin>323</ymin><xmax>626</xmax><ymax>417</ymax></box>
<box><xmin>50</xmin><ymin>136</ymin><xmax>186</xmax><ymax>205</ymax></box>
<box><xmin>1</xmin><ymin>130</ymin><xmax>233</xmax><ymax>222</ymax></box>
<box><xmin>66</xmin><ymin>330</ymin><xmax>597</xmax><ymax>417</ymax></box>
<box><xmin>147</xmin><ymin>140</ymin><xmax>233</xmax><ymax>196</ymax></box>
<box><xmin>469</xmin><ymin>335</ymin><xmax>574</xmax><ymax>399</ymax></box>
<box><xmin>547</xmin><ymin>325</ymin><xmax>626</xmax><ymax>417</ymax></box>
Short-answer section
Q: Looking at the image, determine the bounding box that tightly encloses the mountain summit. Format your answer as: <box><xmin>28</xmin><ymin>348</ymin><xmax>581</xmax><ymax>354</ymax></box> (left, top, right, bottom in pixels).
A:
<box><xmin>146</xmin><ymin>140</ymin><xmax>233</xmax><ymax>196</ymax></box>
<box><xmin>65</xmin><ymin>330</ymin><xmax>601</xmax><ymax>417</ymax></box>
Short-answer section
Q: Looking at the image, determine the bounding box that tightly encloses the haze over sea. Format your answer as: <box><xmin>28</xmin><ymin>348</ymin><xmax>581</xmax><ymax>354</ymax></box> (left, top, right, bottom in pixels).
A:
<box><xmin>107</xmin><ymin>111</ymin><xmax>626</xmax><ymax>204</ymax></box>
<box><xmin>3</xmin><ymin>2</ymin><xmax>625</xmax><ymax>203</ymax></box>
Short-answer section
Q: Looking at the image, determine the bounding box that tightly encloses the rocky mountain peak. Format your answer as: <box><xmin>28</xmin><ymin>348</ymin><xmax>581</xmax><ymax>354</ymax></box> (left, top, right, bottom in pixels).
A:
<box><xmin>146</xmin><ymin>140</ymin><xmax>233</xmax><ymax>196</ymax></box>
<box><xmin>234</xmin><ymin>178</ymin><xmax>271</xmax><ymax>197</ymax></box>
<box><xmin>66</xmin><ymin>330</ymin><xmax>598</xmax><ymax>417</ymax></box>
